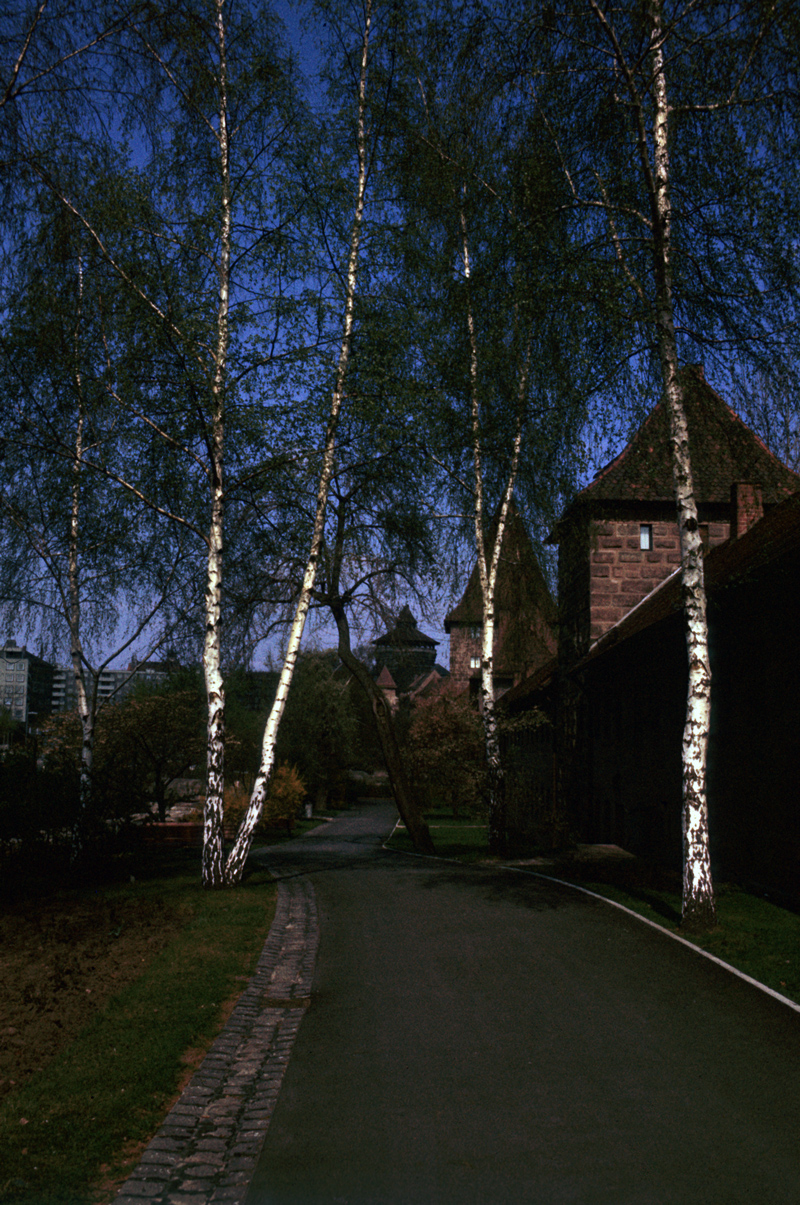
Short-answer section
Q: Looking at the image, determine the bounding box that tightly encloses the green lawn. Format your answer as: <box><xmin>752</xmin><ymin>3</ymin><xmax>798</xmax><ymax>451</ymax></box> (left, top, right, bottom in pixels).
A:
<box><xmin>387</xmin><ymin>815</ymin><xmax>490</xmax><ymax>862</ymax></box>
<box><xmin>0</xmin><ymin>857</ymin><xmax>276</xmax><ymax>1205</ymax></box>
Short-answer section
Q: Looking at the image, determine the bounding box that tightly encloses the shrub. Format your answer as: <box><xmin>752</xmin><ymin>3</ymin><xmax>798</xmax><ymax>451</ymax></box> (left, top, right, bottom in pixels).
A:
<box><xmin>406</xmin><ymin>689</ymin><xmax>486</xmax><ymax>817</ymax></box>
<box><xmin>223</xmin><ymin>763</ymin><xmax>307</xmax><ymax>839</ymax></box>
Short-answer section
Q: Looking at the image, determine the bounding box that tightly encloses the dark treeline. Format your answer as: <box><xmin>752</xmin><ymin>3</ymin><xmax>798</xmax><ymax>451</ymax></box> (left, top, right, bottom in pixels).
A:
<box><xmin>1</xmin><ymin>0</ymin><xmax>798</xmax><ymax>919</ymax></box>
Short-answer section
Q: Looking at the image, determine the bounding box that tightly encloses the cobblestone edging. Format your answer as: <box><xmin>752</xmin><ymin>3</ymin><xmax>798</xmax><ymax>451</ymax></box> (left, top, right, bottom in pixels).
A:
<box><xmin>115</xmin><ymin>875</ymin><xmax>318</xmax><ymax>1205</ymax></box>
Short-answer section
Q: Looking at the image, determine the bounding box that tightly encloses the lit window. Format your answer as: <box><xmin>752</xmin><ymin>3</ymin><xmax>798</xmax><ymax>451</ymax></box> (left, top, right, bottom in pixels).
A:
<box><xmin>639</xmin><ymin>524</ymin><xmax>653</xmax><ymax>550</ymax></box>
<box><xmin>470</xmin><ymin>657</ymin><xmax>481</xmax><ymax>670</ymax></box>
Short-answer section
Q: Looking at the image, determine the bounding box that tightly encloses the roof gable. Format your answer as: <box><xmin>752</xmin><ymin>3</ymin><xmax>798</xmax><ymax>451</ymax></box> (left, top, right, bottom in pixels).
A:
<box><xmin>445</xmin><ymin>505</ymin><xmax>557</xmax><ymax>632</ymax></box>
<box><xmin>569</xmin><ymin>367</ymin><xmax>800</xmax><ymax>510</ymax></box>
<box><xmin>583</xmin><ymin>488</ymin><xmax>800</xmax><ymax>663</ymax></box>
<box><xmin>373</xmin><ymin>605</ymin><xmax>438</xmax><ymax>650</ymax></box>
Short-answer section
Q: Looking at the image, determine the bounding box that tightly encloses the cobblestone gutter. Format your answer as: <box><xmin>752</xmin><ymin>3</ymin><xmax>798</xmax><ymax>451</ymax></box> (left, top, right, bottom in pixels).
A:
<box><xmin>115</xmin><ymin>876</ymin><xmax>318</xmax><ymax>1205</ymax></box>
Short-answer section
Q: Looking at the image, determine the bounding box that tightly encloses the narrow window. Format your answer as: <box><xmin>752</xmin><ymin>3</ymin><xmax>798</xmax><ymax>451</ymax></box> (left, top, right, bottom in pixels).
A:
<box><xmin>470</xmin><ymin>656</ymin><xmax>481</xmax><ymax>670</ymax></box>
<box><xmin>639</xmin><ymin>524</ymin><xmax>653</xmax><ymax>550</ymax></box>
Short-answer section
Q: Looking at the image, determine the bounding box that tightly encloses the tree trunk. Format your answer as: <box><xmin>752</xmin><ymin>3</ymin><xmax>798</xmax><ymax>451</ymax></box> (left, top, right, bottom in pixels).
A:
<box><xmin>460</xmin><ymin>206</ymin><xmax>528</xmax><ymax>857</ymax></box>
<box><xmin>646</xmin><ymin>0</ymin><xmax>715</xmax><ymax>929</ymax></box>
<box><xmin>333</xmin><ymin>603</ymin><xmax>435</xmax><ymax>857</ymax></box>
<box><xmin>225</xmin><ymin>1</ymin><xmax>374</xmax><ymax>886</ymax></box>
<box><xmin>201</xmin><ymin>0</ymin><xmax>232</xmax><ymax>889</ymax></box>
<box><xmin>67</xmin><ymin>288</ymin><xmax>94</xmax><ymax>863</ymax></box>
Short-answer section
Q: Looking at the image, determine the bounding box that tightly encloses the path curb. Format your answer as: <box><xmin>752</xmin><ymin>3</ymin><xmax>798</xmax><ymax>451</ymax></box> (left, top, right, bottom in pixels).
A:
<box><xmin>115</xmin><ymin>875</ymin><xmax>318</xmax><ymax>1205</ymax></box>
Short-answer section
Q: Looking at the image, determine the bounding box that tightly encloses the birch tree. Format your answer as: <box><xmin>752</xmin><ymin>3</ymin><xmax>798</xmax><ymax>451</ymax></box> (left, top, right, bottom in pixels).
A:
<box><xmin>224</xmin><ymin>0</ymin><xmax>376</xmax><ymax>883</ymax></box>
<box><xmin>6</xmin><ymin>0</ymin><xmax>308</xmax><ymax>886</ymax></box>
<box><xmin>0</xmin><ymin>209</ymin><xmax>185</xmax><ymax>857</ymax></box>
<box><xmin>386</xmin><ymin>4</ymin><xmax>586</xmax><ymax>854</ymax></box>
<box><xmin>515</xmin><ymin>0</ymin><xmax>799</xmax><ymax>927</ymax></box>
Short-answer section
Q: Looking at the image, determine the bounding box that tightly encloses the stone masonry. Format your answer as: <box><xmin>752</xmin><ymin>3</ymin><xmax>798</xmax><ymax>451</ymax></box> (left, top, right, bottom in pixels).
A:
<box><xmin>587</xmin><ymin>517</ymin><xmax>730</xmax><ymax>643</ymax></box>
<box><xmin>115</xmin><ymin>876</ymin><xmax>318</xmax><ymax>1205</ymax></box>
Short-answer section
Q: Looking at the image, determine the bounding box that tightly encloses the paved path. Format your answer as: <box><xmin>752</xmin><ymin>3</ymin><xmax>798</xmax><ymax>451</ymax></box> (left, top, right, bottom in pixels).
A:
<box><xmin>118</xmin><ymin>804</ymin><xmax>800</xmax><ymax>1205</ymax></box>
<box><xmin>246</xmin><ymin>804</ymin><xmax>800</xmax><ymax>1205</ymax></box>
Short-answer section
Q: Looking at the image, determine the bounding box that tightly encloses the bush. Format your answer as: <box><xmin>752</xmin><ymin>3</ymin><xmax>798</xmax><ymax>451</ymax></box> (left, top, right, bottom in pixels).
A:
<box><xmin>223</xmin><ymin>763</ymin><xmax>307</xmax><ymax>839</ymax></box>
<box><xmin>0</xmin><ymin>750</ymin><xmax>78</xmax><ymax>860</ymax></box>
<box><xmin>406</xmin><ymin>689</ymin><xmax>486</xmax><ymax>817</ymax></box>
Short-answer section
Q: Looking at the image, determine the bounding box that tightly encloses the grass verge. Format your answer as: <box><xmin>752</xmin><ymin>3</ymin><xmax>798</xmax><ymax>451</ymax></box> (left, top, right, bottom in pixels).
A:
<box><xmin>387</xmin><ymin>816</ymin><xmax>489</xmax><ymax>862</ymax></box>
<box><xmin>563</xmin><ymin>876</ymin><xmax>800</xmax><ymax>1006</ymax></box>
<box><xmin>0</xmin><ymin>855</ymin><xmax>276</xmax><ymax>1205</ymax></box>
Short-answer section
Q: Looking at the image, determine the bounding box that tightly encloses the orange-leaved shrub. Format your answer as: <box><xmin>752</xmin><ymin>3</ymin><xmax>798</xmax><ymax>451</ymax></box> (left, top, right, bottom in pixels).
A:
<box><xmin>223</xmin><ymin>763</ymin><xmax>307</xmax><ymax>839</ymax></box>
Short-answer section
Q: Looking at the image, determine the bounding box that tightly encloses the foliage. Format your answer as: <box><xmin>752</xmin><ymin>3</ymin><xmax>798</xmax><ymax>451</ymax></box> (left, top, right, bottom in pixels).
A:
<box><xmin>223</xmin><ymin>762</ymin><xmax>307</xmax><ymax>838</ymax></box>
<box><xmin>274</xmin><ymin>652</ymin><xmax>359</xmax><ymax>806</ymax></box>
<box><xmin>37</xmin><ymin>677</ymin><xmax>205</xmax><ymax>824</ymax></box>
<box><xmin>406</xmin><ymin>688</ymin><xmax>486</xmax><ymax>817</ymax></box>
<box><xmin>0</xmin><ymin>750</ymin><xmax>79</xmax><ymax>869</ymax></box>
<box><xmin>98</xmin><ymin>683</ymin><xmax>205</xmax><ymax>821</ymax></box>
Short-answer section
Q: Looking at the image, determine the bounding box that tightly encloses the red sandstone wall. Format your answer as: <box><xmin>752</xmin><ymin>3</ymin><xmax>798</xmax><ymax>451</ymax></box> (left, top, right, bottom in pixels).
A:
<box><xmin>449</xmin><ymin>626</ymin><xmax>480</xmax><ymax>689</ymax></box>
<box><xmin>589</xmin><ymin>518</ymin><xmax>729</xmax><ymax>642</ymax></box>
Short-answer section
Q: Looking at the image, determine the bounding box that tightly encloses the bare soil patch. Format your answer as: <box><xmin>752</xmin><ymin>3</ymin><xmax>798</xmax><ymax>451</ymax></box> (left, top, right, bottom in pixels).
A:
<box><xmin>0</xmin><ymin>891</ymin><xmax>183</xmax><ymax>1101</ymax></box>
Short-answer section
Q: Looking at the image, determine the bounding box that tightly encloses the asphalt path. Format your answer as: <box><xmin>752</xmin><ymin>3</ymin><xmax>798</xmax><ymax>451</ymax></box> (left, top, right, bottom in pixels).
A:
<box><xmin>246</xmin><ymin>802</ymin><xmax>800</xmax><ymax>1205</ymax></box>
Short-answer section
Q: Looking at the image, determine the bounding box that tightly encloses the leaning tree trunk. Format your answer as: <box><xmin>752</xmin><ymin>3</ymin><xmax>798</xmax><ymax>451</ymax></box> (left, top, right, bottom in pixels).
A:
<box><xmin>225</xmin><ymin>1</ymin><xmax>374</xmax><ymax>886</ymax></box>
<box><xmin>332</xmin><ymin>602</ymin><xmax>435</xmax><ymax>856</ymax></box>
<box><xmin>647</xmin><ymin>0</ymin><xmax>714</xmax><ymax>929</ymax></box>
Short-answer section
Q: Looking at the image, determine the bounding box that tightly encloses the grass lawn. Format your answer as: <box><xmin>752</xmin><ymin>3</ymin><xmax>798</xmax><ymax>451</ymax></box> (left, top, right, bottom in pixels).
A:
<box><xmin>387</xmin><ymin>814</ymin><xmax>490</xmax><ymax>862</ymax></box>
<box><xmin>386</xmin><ymin>818</ymin><xmax>800</xmax><ymax>1008</ymax></box>
<box><xmin>0</xmin><ymin>850</ymin><xmax>276</xmax><ymax>1205</ymax></box>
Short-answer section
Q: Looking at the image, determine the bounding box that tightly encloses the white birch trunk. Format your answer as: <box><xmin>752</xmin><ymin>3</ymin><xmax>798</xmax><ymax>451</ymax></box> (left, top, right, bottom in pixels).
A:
<box><xmin>67</xmin><ymin>260</ymin><xmax>96</xmax><ymax>862</ymax></box>
<box><xmin>201</xmin><ymin>0</ymin><xmax>232</xmax><ymax>889</ymax></box>
<box><xmin>647</xmin><ymin>1</ymin><xmax>715</xmax><ymax>929</ymax></box>
<box><xmin>225</xmin><ymin>0</ymin><xmax>373</xmax><ymax>885</ymax></box>
<box><xmin>68</xmin><ymin>395</ymin><xmax>95</xmax><ymax>860</ymax></box>
<box><xmin>460</xmin><ymin>207</ymin><xmax>528</xmax><ymax>856</ymax></box>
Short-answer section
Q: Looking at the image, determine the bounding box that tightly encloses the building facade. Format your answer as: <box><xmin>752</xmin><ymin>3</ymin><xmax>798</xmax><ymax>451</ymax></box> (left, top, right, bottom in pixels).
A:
<box><xmin>551</xmin><ymin>366</ymin><xmax>799</xmax><ymax>664</ymax></box>
<box><xmin>0</xmin><ymin>640</ymin><xmax>54</xmax><ymax>731</ymax></box>
<box><xmin>503</xmin><ymin>368</ymin><xmax>800</xmax><ymax>897</ymax></box>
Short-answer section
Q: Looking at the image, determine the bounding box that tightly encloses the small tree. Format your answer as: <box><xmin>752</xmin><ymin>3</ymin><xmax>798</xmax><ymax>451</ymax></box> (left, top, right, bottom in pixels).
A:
<box><xmin>97</xmin><ymin>682</ymin><xmax>205</xmax><ymax>821</ymax></box>
<box><xmin>275</xmin><ymin>652</ymin><xmax>358</xmax><ymax>811</ymax></box>
<box><xmin>407</xmin><ymin>688</ymin><xmax>485</xmax><ymax>818</ymax></box>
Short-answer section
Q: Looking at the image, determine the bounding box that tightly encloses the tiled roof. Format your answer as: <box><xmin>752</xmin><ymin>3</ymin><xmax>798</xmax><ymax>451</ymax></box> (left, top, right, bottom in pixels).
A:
<box><xmin>498</xmin><ymin>654</ymin><xmax>559</xmax><ymax>710</ymax></box>
<box><xmin>445</xmin><ymin>504</ymin><xmax>557</xmax><ymax>631</ymax></box>
<box><xmin>373</xmin><ymin>605</ymin><xmax>438</xmax><ymax>649</ymax></box>
<box><xmin>567</xmin><ymin>366</ymin><xmax>800</xmax><ymax>509</ymax></box>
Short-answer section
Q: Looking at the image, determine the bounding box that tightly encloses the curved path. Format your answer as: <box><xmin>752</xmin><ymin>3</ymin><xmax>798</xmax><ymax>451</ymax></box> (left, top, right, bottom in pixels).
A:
<box><xmin>246</xmin><ymin>803</ymin><xmax>800</xmax><ymax>1205</ymax></box>
<box><xmin>118</xmin><ymin>803</ymin><xmax>800</xmax><ymax>1204</ymax></box>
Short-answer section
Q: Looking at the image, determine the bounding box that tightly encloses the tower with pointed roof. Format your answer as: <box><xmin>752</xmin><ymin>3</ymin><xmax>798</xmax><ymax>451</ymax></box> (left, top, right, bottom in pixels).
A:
<box><xmin>372</xmin><ymin>606</ymin><xmax>439</xmax><ymax>694</ymax></box>
<box><xmin>445</xmin><ymin>505</ymin><xmax>558</xmax><ymax>697</ymax></box>
<box><xmin>550</xmin><ymin>366</ymin><xmax>800</xmax><ymax>665</ymax></box>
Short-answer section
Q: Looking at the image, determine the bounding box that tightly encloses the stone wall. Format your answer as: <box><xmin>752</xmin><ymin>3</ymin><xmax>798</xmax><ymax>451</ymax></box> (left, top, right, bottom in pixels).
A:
<box><xmin>448</xmin><ymin>624</ymin><xmax>480</xmax><ymax>691</ymax></box>
<box><xmin>586</xmin><ymin>515</ymin><xmax>729</xmax><ymax>646</ymax></box>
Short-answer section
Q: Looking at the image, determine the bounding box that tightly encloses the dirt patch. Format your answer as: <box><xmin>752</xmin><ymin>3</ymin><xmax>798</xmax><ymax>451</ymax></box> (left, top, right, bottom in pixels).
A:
<box><xmin>0</xmin><ymin>891</ymin><xmax>185</xmax><ymax>1101</ymax></box>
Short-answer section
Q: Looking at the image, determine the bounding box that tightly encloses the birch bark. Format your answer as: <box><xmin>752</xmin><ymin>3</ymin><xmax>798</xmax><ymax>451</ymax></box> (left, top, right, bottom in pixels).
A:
<box><xmin>224</xmin><ymin>0</ymin><xmax>374</xmax><ymax>885</ymax></box>
<box><xmin>67</xmin><ymin>370</ymin><xmax>95</xmax><ymax>860</ymax></box>
<box><xmin>201</xmin><ymin>0</ymin><xmax>232</xmax><ymax>889</ymax></box>
<box><xmin>587</xmin><ymin>0</ymin><xmax>715</xmax><ymax>927</ymax></box>
<box><xmin>646</xmin><ymin>1</ymin><xmax>714</xmax><ymax>930</ymax></box>
<box><xmin>64</xmin><ymin>257</ymin><xmax>97</xmax><ymax>862</ymax></box>
<box><xmin>460</xmin><ymin>206</ymin><xmax>528</xmax><ymax>857</ymax></box>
